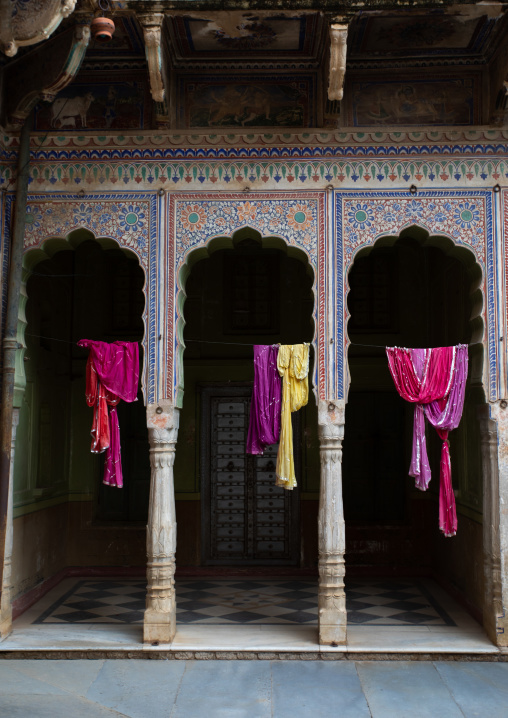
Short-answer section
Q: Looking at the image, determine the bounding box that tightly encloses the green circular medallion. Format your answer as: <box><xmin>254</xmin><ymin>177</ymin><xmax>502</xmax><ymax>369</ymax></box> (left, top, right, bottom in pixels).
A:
<box><xmin>188</xmin><ymin>212</ymin><xmax>199</xmax><ymax>224</ymax></box>
<box><xmin>25</xmin><ymin>213</ymin><xmax>34</xmax><ymax>225</ymax></box>
<box><xmin>355</xmin><ymin>210</ymin><xmax>367</xmax><ymax>222</ymax></box>
<box><xmin>461</xmin><ymin>209</ymin><xmax>473</xmax><ymax>223</ymax></box>
<box><xmin>294</xmin><ymin>211</ymin><xmax>306</xmax><ymax>224</ymax></box>
<box><xmin>125</xmin><ymin>212</ymin><xmax>138</xmax><ymax>225</ymax></box>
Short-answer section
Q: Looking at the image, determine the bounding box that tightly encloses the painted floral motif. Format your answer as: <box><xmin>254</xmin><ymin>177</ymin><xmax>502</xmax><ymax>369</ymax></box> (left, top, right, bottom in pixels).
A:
<box><xmin>287</xmin><ymin>204</ymin><xmax>313</xmax><ymax>231</ymax></box>
<box><xmin>237</xmin><ymin>201</ymin><xmax>258</xmax><ymax>223</ymax></box>
<box><xmin>404</xmin><ymin>199</ymin><xmax>424</xmax><ymax>221</ymax></box>
<box><xmin>347</xmin><ymin>203</ymin><xmax>374</xmax><ymax>230</ymax></box>
<box><xmin>23</xmin><ymin>198</ymin><xmax>151</xmax><ymax>266</ymax></box>
<box><xmin>73</xmin><ymin>203</ymin><xmax>94</xmax><ymax>225</ymax></box>
<box><xmin>342</xmin><ymin>195</ymin><xmax>485</xmax><ymax>267</ymax></box>
<box><xmin>180</xmin><ymin>204</ymin><xmax>207</xmax><ymax>232</ymax></box>
<box><xmin>175</xmin><ymin>197</ymin><xmax>319</xmax><ymax>262</ymax></box>
<box><xmin>453</xmin><ymin>201</ymin><xmax>480</xmax><ymax>229</ymax></box>
<box><xmin>24</xmin><ymin>206</ymin><xmax>43</xmax><ymax>231</ymax></box>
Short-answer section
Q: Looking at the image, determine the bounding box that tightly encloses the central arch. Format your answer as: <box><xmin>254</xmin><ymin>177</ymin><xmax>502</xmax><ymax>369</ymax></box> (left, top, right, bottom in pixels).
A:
<box><xmin>176</xmin><ymin>229</ymin><xmax>316</xmax><ymax>567</ymax></box>
<box><xmin>166</xmin><ymin>191</ymin><xmax>327</xmax><ymax>408</ymax></box>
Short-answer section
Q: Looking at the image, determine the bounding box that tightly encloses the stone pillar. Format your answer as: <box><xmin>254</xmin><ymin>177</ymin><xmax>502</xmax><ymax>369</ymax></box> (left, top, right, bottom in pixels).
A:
<box><xmin>479</xmin><ymin>403</ymin><xmax>508</xmax><ymax>645</ymax></box>
<box><xmin>143</xmin><ymin>402</ymin><xmax>179</xmax><ymax>644</ymax></box>
<box><xmin>317</xmin><ymin>400</ymin><xmax>347</xmax><ymax>645</ymax></box>
<box><xmin>0</xmin><ymin>408</ymin><xmax>19</xmax><ymax>639</ymax></box>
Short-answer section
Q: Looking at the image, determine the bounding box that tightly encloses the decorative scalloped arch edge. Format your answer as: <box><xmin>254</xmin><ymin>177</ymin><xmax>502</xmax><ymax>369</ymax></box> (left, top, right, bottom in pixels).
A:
<box><xmin>20</xmin><ymin>229</ymin><xmax>150</xmax><ymax>404</ymax></box>
<box><xmin>342</xmin><ymin>225</ymin><xmax>487</xmax><ymax>404</ymax></box>
<box><xmin>173</xmin><ymin>228</ymin><xmax>317</xmax><ymax>410</ymax></box>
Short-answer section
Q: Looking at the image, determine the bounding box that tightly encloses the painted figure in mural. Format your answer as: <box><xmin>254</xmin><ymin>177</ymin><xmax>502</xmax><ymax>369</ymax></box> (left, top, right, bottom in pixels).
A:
<box><xmin>51</xmin><ymin>92</ymin><xmax>95</xmax><ymax>128</ymax></box>
<box><xmin>353</xmin><ymin>80</ymin><xmax>473</xmax><ymax>126</ymax></box>
<box><xmin>104</xmin><ymin>86</ymin><xmax>118</xmax><ymax>129</ymax></box>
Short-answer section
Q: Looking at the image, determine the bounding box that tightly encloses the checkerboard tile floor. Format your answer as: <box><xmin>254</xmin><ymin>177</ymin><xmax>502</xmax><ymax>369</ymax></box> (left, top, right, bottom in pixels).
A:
<box><xmin>33</xmin><ymin>578</ymin><xmax>456</xmax><ymax>627</ymax></box>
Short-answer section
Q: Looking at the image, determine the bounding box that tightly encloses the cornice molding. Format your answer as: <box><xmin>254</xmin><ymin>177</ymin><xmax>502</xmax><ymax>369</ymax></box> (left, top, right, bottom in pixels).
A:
<box><xmin>6</xmin><ymin>127</ymin><xmax>508</xmax><ymax>151</ymax></box>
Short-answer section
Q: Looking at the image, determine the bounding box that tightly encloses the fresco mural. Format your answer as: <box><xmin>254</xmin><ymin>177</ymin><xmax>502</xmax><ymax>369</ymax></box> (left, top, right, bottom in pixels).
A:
<box><xmin>349</xmin><ymin>76</ymin><xmax>477</xmax><ymax>126</ymax></box>
<box><xmin>348</xmin><ymin>13</ymin><xmax>492</xmax><ymax>56</ymax></box>
<box><xmin>178</xmin><ymin>74</ymin><xmax>316</xmax><ymax>128</ymax></box>
<box><xmin>34</xmin><ymin>74</ymin><xmax>152</xmax><ymax>131</ymax></box>
<box><xmin>169</xmin><ymin>15</ymin><xmax>321</xmax><ymax>59</ymax></box>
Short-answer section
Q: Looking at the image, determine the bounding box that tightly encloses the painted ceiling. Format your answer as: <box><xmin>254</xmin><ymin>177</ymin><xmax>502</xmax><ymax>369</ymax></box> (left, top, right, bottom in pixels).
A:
<box><xmin>2</xmin><ymin>5</ymin><xmax>508</xmax><ymax>131</ymax></box>
<box><xmin>166</xmin><ymin>14</ymin><xmax>325</xmax><ymax>66</ymax></box>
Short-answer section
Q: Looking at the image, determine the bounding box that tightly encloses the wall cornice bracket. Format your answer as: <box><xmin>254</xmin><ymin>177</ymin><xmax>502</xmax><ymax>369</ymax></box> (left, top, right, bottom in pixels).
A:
<box><xmin>328</xmin><ymin>23</ymin><xmax>348</xmax><ymax>103</ymax></box>
<box><xmin>138</xmin><ymin>13</ymin><xmax>165</xmax><ymax>104</ymax></box>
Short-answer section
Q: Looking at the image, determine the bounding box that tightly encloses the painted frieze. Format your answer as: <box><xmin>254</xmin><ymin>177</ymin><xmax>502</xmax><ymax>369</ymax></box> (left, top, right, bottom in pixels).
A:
<box><xmin>336</xmin><ymin>189</ymin><xmax>498</xmax><ymax>402</ymax></box>
<box><xmin>11</xmin><ymin>193</ymin><xmax>159</xmax><ymax>404</ymax></box>
<box><xmin>167</xmin><ymin>191</ymin><xmax>327</xmax><ymax>406</ymax></box>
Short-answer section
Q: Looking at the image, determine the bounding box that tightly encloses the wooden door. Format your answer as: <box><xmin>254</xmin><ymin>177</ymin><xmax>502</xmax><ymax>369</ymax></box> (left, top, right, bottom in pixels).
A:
<box><xmin>201</xmin><ymin>385</ymin><xmax>300</xmax><ymax>565</ymax></box>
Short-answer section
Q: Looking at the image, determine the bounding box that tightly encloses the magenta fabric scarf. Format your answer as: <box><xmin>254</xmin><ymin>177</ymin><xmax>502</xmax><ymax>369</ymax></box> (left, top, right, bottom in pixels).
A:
<box><xmin>78</xmin><ymin>340</ymin><xmax>139</xmax><ymax>488</ymax></box>
<box><xmin>386</xmin><ymin>344</ymin><xmax>468</xmax><ymax>537</ymax></box>
<box><xmin>247</xmin><ymin>345</ymin><xmax>282</xmax><ymax>455</ymax></box>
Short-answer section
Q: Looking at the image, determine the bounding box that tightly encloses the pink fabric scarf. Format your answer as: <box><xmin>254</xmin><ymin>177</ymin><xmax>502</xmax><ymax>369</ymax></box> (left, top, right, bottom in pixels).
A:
<box><xmin>386</xmin><ymin>344</ymin><xmax>468</xmax><ymax>537</ymax></box>
<box><xmin>78</xmin><ymin>340</ymin><xmax>139</xmax><ymax>488</ymax></box>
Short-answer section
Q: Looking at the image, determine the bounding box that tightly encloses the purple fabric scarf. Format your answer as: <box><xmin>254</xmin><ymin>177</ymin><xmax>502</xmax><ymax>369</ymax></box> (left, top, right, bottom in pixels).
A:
<box><xmin>407</xmin><ymin>344</ymin><xmax>468</xmax><ymax>536</ymax></box>
<box><xmin>247</xmin><ymin>345</ymin><xmax>282</xmax><ymax>455</ymax></box>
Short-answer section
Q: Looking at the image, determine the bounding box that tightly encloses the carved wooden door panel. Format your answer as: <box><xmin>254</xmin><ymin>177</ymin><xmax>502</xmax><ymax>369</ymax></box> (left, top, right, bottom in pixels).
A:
<box><xmin>201</xmin><ymin>385</ymin><xmax>300</xmax><ymax>566</ymax></box>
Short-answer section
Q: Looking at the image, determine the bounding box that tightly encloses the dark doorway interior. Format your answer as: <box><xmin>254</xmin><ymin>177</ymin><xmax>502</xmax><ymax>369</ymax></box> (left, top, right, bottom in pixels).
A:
<box><xmin>343</xmin><ymin>233</ymin><xmax>484</xmax><ymax>617</ymax></box>
<box><xmin>176</xmin><ymin>233</ymin><xmax>316</xmax><ymax>568</ymax></box>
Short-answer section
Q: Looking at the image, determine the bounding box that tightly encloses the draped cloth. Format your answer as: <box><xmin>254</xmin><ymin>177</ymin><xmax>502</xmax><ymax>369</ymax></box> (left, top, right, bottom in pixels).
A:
<box><xmin>246</xmin><ymin>345</ymin><xmax>282</xmax><ymax>455</ymax></box>
<box><xmin>386</xmin><ymin>344</ymin><xmax>468</xmax><ymax>537</ymax></box>
<box><xmin>276</xmin><ymin>344</ymin><xmax>309</xmax><ymax>490</ymax></box>
<box><xmin>77</xmin><ymin>340</ymin><xmax>139</xmax><ymax>488</ymax></box>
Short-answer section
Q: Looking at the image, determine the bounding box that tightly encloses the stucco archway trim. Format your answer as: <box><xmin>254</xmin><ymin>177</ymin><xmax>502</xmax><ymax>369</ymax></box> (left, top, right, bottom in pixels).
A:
<box><xmin>10</xmin><ymin>192</ymin><xmax>158</xmax><ymax>404</ymax></box>
<box><xmin>166</xmin><ymin>191</ymin><xmax>328</xmax><ymax>408</ymax></box>
<box><xmin>335</xmin><ymin>189</ymin><xmax>498</xmax><ymax>402</ymax></box>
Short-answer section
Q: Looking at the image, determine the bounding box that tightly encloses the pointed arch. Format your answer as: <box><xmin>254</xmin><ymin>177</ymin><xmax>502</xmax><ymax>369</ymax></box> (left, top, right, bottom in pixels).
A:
<box><xmin>167</xmin><ymin>191</ymin><xmax>328</xmax><ymax>408</ymax></box>
<box><xmin>174</xmin><ymin>227</ymin><xmax>316</xmax><ymax>408</ymax></box>
<box><xmin>20</xmin><ymin>228</ymin><xmax>150</xmax><ymax>403</ymax></box>
<box><xmin>335</xmin><ymin>189</ymin><xmax>498</xmax><ymax>403</ymax></box>
<box><xmin>344</xmin><ymin>224</ymin><xmax>485</xmax><ymax>402</ymax></box>
<box><xmin>8</xmin><ymin>190</ymin><xmax>159</xmax><ymax>403</ymax></box>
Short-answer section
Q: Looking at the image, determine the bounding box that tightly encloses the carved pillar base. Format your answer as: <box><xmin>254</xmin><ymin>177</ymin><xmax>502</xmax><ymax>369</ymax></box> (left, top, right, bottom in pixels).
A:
<box><xmin>318</xmin><ymin>401</ymin><xmax>347</xmax><ymax>646</ymax></box>
<box><xmin>0</xmin><ymin>409</ymin><xmax>19</xmax><ymax>639</ymax></box>
<box><xmin>143</xmin><ymin>403</ymin><xmax>179</xmax><ymax>645</ymax></box>
<box><xmin>144</xmin><ymin>559</ymin><xmax>176</xmax><ymax>644</ymax></box>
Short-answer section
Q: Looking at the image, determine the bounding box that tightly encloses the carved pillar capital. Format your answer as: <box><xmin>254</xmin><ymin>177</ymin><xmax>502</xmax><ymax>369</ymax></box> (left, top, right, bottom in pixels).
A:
<box><xmin>138</xmin><ymin>13</ymin><xmax>165</xmax><ymax>103</ymax></box>
<box><xmin>328</xmin><ymin>23</ymin><xmax>348</xmax><ymax>102</ymax></box>
<box><xmin>144</xmin><ymin>402</ymin><xmax>179</xmax><ymax>644</ymax></box>
<box><xmin>317</xmin><ymin>399</ymin><xmax>346</xmax><ymax>645</ymax></box>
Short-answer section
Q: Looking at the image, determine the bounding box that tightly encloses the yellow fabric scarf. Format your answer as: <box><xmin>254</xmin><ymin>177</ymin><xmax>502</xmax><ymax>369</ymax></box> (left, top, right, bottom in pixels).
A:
<box><xmin>275</xmin><ymin>343</ymin><xmax>309</xmax><ymax>490</ymax></box>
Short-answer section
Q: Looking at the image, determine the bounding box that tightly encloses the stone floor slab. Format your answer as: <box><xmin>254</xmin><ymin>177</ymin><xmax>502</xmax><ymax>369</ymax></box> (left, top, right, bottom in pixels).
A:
<box><xmin>356</xmin><ymin>660</ymin><xmax>465</xmax><ymax>718</ymax></box>
<box><xmin>272</xmin><ymin>660</ymin><xmax>371</xmax><ymax>718</ymax></box>
<box><xmin>171</xmin><ymin>659</ymin><xmax>271</xmax><ymax>718</ymax></box>
<box><xmin>435</xmin><ymin>661</ymin><xmax>508</xmax><ymax>718</ymax></box>
<box><xmin>0</xmin><ymin>694</ymin><xmax>130</xmax><ymax>718</ymax></box>
<box><xmin>86</xmin><ymin>659</ymin><xmax>186</xmax><ymax>718</ymax></box>
<box><xmin>0</xmin><ymin>663</ymin><xmax>68</xmax><ymax>695</ymax></box>
<box><xmin>6</xmin><ymin>659</ymin><xmax>105</xmax><ymax>696</ymax></box>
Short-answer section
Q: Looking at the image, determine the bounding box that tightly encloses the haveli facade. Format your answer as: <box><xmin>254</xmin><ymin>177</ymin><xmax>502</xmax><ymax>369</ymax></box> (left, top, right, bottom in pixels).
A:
<box><xmin>1</xmin><ymin>0</ymin><xmax>508</xmax><ymax>650</ymax></box>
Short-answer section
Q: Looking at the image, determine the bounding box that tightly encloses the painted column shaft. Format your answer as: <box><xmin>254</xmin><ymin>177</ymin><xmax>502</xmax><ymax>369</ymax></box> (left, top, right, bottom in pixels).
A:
<box><xmin>317</xmin><ymin>400</ymin><xmax>347</xmax><ymax>645</ymax></box>
<box><xmin>480</xmin><ymin>404</ymin><xmax>508</xmax><ymax>645</ymax></box>
<box><xmin>144</xmin><ymin>406</ymin><xmax>179</xmax><ymax>644</ymax></box>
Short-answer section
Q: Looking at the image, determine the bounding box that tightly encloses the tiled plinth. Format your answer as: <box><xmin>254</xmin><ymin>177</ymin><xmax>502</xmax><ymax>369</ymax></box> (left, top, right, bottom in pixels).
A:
<box><xmin>0</xmin><ymin>577</ymin><xmax>499</xmax><ymax>658</ymax></box>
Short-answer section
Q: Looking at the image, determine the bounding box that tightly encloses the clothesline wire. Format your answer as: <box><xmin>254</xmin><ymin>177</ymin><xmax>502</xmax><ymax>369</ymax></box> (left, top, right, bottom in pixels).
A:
<box><xmin>22</xmin><ymin>332</ymin><xmax>463</xmax><ymax>351</ymax></box>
